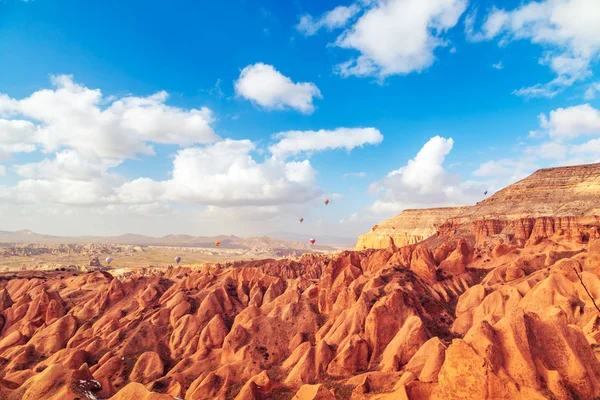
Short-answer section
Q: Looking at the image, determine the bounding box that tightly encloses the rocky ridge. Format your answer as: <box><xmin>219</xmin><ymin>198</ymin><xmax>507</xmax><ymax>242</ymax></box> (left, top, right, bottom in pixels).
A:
<box><xmin>357</xmin><ymin>163</ymin><xmax>600</xmax><ymax>250</ymax></box>
<box><xmin>0</xmin><ymin>229</ymin><xmax>598</xmax><ymax>399</ymax></box>
<box><xmin>0</xmin><ymin>163</ymin><xmax>599</xmax><ymax>399</ymax></box>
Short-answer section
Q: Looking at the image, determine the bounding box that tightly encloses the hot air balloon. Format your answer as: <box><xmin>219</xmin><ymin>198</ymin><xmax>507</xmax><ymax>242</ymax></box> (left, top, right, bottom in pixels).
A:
<box><xmin>105</xmin><ymin>257</ymin><xmax>113</xmax><ymax>265</ymax></box>
<box><xmin>309</xmin><ymin>238</ymin><xmax>316</xmax><ymax>245</ymax></box>
<box><xmin>324</xmin><ymin>199</ymin><xmax>329</xmax><ymax>206</ymax></box>
<box><xmin>175</xmin><ymin>256</ymin><xmax>181</xmax><ymax>265</ymax></box>
<box><xmin>484</xmin><ymin>190</ymin><xmax>488</xmax><ymax>195</ymax></box>
<box><xmin>299</xmin><ymin>218</ymin><xmax>304</xmax><ymax>223</ymax></box>
<box><xmin>215</xmin><ymin>241</ymin><xmax>220</xmax><ymax>247</ymax></box>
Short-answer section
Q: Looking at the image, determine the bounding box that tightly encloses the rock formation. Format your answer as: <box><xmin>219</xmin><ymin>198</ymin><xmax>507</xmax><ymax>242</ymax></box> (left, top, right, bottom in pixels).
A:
<box><xmin>0</xmin><ymin>162</ymin><xmax>598</xmax><ymax>399</ymax></box>
<box><xmin>358</xmin><ymin>162</ymin><xmax>600</xmax><ymax>250</ymax></box>
<box><xmin>356</xmin><ymin>207</ymin><xmax>468</xmax><ymax>250</ymax></box>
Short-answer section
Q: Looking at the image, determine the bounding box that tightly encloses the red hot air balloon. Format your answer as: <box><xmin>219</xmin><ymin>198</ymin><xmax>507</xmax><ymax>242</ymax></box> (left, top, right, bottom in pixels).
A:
<box><xmin>324</xmin><ymin>199</ymin><xmax>329</xmax><ymax>206</ymax></box>
<box><xmin>299</xmin><ymin>218</ymin><xmax>304</xmax><ymax>223</ymax></box>
<box><xmin>309</xmin><ymin>238</ymin><xmax>316</xmax><ymax>245</ymax></box>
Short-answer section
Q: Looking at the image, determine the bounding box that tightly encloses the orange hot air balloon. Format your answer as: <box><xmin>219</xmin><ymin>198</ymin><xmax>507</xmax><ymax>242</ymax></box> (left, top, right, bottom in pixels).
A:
<box><xmin>324</xmin><ymin>199</ymin><xmax>329</xmax><ymax>206</ymax></box>
<box><xmin>309</xmin><ymin>238</ymin><xmax>316</xmax><ymax>245</ymax></box>
<box><xmin>299</xmin><ymin>218</ymin><xmax>304</xmax><ymax>223</ymax></box>
<box><xmin>215</xmin><ymin>241</ymin><xmax>220</xmax><ymax>247</ymax></box>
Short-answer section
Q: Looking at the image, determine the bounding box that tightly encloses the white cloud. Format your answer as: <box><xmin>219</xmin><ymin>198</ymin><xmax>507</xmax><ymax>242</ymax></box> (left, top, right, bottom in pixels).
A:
<box><xmin>492</xmin><ymin>61</ymin><xmax>504</xmax><ymax>70</ymax></box>
<box><xmin>0</xmin><ymin>76</ymin><xmax>346</xmax><ymax>214</ymax></box>
<box><xmin>468</xmin><ymin>0</ymin><xmax>600</xmax><ymax>97</ymax></box>
<box><xmin>14</xmin><ymin>150</ymin><xmax>116</xmax><ymax>181</ymax></box>
<box><xmin>117</xmin><ymin>139</ymin><xmax>321</xmax><ymax>207</ymax></box>
<box><xmin>269</xmin><ymin>127</ymin><xmax>383</xmax><ymax>159</ymax></box>
<box><xmin>0</xmin><ymin>75</ymin><xmax>219</xmax><ymax>161</ymax></box>
<box><xmin>524</xmin><ymin>142</ymin><xmax>568</xmax><ymax>159</ymax></box>
<box><xmin>334</xmin><ymin>0</ymin><xmax>468</xmax><ymax>78</ymax></box>
<box><xmin>12</xmin><ymin>177</ymin><xmax>120</xmax><ymax>206</ymax></box>
<box><xmin>234</xmin><ymin>63</ymin><xmax>322</xmax><ymax>114</ymax></box>
<box><xmin>474</xmin><ymin>103</ymin><xmax>600</xmax><ymax>187</ymax></box>
<box><xmin>539</xmin><ymin>104</ymin><xmax>600</xmax><ymax>139</ymax></box>
<box><xmin>570</xmin><ymin>138</ymin><xmax>600</xmax><ymax>155</ymax></box>
<box><xmin>344</xmin><ymin>171</ymin><xmax>366</xmax><ymax>177</ymax></box>
<box><xmin>297</xmin><ymin>4</ymin><xmax>361</xmax><ymax>36</ymax></box>
<box><xmin>0</xmin><ymin>166</ymin><xmax>5</xmax><ymax>176</ymax></box>
<box><xmin>0</xmin><ymin>119</ymin><xmax>38</xmax><ymax>161</ymax></box>
<box><xmin>369</xmin><ymin>136</ymin><xmax>487</xmax><ymax>213</ymax></box>
<box><xmin>473</xmin><ymin>159</ymin><xmax>519</xmax><ymax>177</ymax></box>
<box><xmin>0</xmin><ymin>74</ymin><xmax>224</xmax><ymax>211</ymax></box>
<box><xmin>584</xmin><ymin>82</ymin><xmax>600</xmax><ymax>100</ymax></box>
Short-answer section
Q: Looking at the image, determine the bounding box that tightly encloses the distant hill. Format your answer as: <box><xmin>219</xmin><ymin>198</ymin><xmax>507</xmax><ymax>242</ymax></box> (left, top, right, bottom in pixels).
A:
<box><xmin>0</xmin><ymin>230</ymin><xmax>340</xmax><ymax>251</ymax></box>
<box><xmin>357</xmin><ymin>162</ymin><xmax>600</xmax><ymax>250</ymax></box>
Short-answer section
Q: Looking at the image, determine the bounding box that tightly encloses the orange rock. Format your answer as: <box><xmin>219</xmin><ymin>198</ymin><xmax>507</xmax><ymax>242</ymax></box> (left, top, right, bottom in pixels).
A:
<box><xmin>109</xmin><ymin>382</ymin><xmax>176</xmax><ymax>399</ymax></box>
<box><xmin>438</xmin><ymin>239</ymin><xmax>472</xmax><ymax>275</ymax></box>
<box><xmin>380</xmin><ymin>316</ymin><xmax>429</xmax><ymax>372</ymax></box>
<box><xmin>505</xmin><ymin>264</ymin><xmax>525</xmax><ymax>281</ymax></box>
<box><xmin>410</xmin><ymin>245</ymin><xmax>437</xmax><ymax>283</ymax></box>
<box><xmin>29</xmin><ymin>314</ymin><xmax>77</xmax><ymax>355</ymax></box>
<box><xmin>365</xmin><ymin>291</ymin><xmax>412</xmax><ymax>366</ymax></box>
<box><xmin>129</xmin><ymin>351</ymin><xmax>164</xmax><ymax>384</ymax></box>
<box><xmin>199</xmin><ymin>314</ymin><xmax>229</xmax><ymax>349</ymax></box>
<box><xmin>492</xmin><ymin>243</ymin><xmax>512</xmax><ymax>258</ymax></box>
<box><xmin>169</xmin><ymin>300</ymin><xmax>191</xmax><ymax>327</ymax></box>
<box><xmin>292</xmin><ymin>384</ymin><xmax>335</xmax><ymax>400</ymax></box>
<box><xmin>404</xmin><ymin>337</ymin><xmax>446</xmax><ymax>382</ymax></box>
<box><xmin>327</xmin><ymin>334</ymin><xmax>369</xmax><ymax>376</ymax></box>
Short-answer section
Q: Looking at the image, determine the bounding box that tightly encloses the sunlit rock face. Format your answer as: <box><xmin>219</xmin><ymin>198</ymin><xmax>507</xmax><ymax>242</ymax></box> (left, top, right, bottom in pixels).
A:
<box><xmin>1</xmin><ymin>163</ymin><xmax>600</xmax><ymax>399</ymax></box>
<box><xmin>358</xmin><ymin>163</ymin><xmax>600</xmax><ymax>250</ymax></box>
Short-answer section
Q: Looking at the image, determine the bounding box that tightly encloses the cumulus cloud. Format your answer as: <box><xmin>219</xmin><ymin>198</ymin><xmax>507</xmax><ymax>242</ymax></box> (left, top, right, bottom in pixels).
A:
<box><xmin>297</xmin><ymin>4</ymin><xmax>361</xmax><ymax>36</ymax></box>
<box><xmin>369</xmin><ymin>136</ymin><xmax>487</xmax><ymax>213</ymax></box>
<box><xmin>538</xmin><ymin>104</ymin><xmax>600</xmax><ymax>139</ymax></box>
<box><xmin>570</xmin><ymin>138</ymin><xmax>600</xmax><ymax>157</ymax></box>
<box><xmin>0</xmin><ymin>75</ymin><xmax>219</xmax><ymax>161</ymax></box>
<box><xmin>334</xmin><ymin>0</ymin><xmax>468</xmax><ymax>78</ymax></box>
<box><xmin>117</xmin><ymin>139</ymin><xmax>321</xmax><ymax>207</ymax></box>
<box><xmin>14</xmin><ymin>150</ymin><xmax>117</xmax><ymax>181</ymax></box>
<box><xmin>0</xmin><ymin>119</ymin><xmax>37</xmax><ymax>161</ymax></box>
<box><xmin>0</xmin><ymin>74</ymin><xmax>226</xmax><ymax>211</ymax></box>
<box><xmin>524</xmin><ymin>142</ymin><xmax>568</xmax><ymax>159</ymax></box>
<box><xmin>234</xmin><ymin>63</ymin><xmax>322</xmax><ymax>114</ymax></box>
<box><xmin>1</xmin><ymin>76</ymin><xmax>359</xmax><ymax>216</ymax></box>
<box><xmin>269</xmin><ymin>127</ymin><xmax>383</xmax><ymax>159</ymax></box>
<box><xmin>475</xmin><ymin>103</ymin><xmax>600</xmax><ymax>185</ymax></box>
<box><xmin>473</xmin><ymin>159</ymin><xmax>521</xmax><ymax>177</ymax></box>
<box><xmin>467</xmin><ymin>0</ymin><xmax>600</xmax><ymax>97</ymax></box>
<box><xmin>492</xmin><ymin>61</ymin><xmax>504</xmax><ymax>70</ymax></box>
<box><xmin>11</xmin><ymin>177</ymin><xmax>121</xmax><ymax>206</ymax></box>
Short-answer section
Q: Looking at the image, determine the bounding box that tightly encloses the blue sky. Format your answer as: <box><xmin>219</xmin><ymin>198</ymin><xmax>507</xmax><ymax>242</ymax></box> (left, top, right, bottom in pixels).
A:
<box><xmin>0</xmin><ymin>0</ymin><xmax>599</xmax><ymax>240</ymax></box>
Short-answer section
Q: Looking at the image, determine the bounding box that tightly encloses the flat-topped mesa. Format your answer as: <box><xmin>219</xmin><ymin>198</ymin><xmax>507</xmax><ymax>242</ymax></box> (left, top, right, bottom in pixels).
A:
<box><xmin>358</xmin><ymin>162</ymin><xmax>600</xmax><ymax>250</ymax></box>
<box><xmin>460</xmin><ymin>162</ymin><xmax>600</xmax><ymax>220</ymax></box>
<box><xmin>355</xmin><ymin>207</ymin><xmax>469</xmax><ymax>250</ymax></box>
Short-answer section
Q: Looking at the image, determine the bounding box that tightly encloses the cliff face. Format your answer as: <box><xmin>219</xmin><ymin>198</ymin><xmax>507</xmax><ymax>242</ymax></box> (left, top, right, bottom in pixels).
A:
<box><xmin>355</xmin><ymin>207</ymin><xmax>469</xmax><ymax>250</ymax></box>
<box><xmin>461</xmin><ymin>162</ymin><xmax>600</xmax><ymax>220</ymax></box>
<box><xmin>358</xmin><ymin>163</ymin><xmax>600</xmax><ymax>250</ymax></box>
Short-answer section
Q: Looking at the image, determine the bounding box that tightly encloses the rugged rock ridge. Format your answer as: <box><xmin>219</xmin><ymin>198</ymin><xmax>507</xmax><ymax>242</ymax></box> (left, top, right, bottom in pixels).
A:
<box><xmin>1</xmin><ymin>231</ymin><xmax>600</xmax><ymax>399</ymax></box>
<box><xmin>356</xmin><ymin>207</ymin><xmax>468</xmax><ymax>250</ymax></box>
<box><xmin>358</xmin><ymin>163</ymin><xmax>600</xmax><ymax>250</ymax></box>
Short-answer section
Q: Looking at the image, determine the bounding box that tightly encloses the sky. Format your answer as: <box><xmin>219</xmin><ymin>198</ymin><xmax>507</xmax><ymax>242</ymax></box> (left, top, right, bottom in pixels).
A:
<box><xmin>0</xmin><ymin>0</ymin><xmax>599</xmax><ymax>241</ymax></box>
